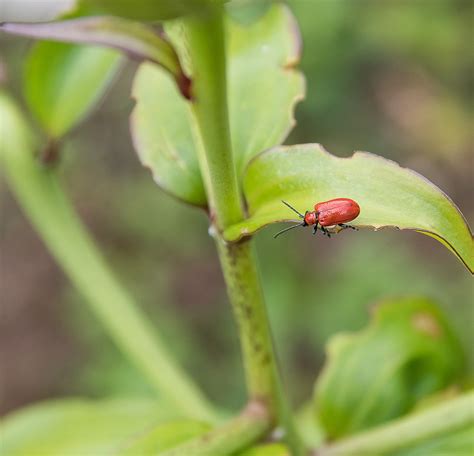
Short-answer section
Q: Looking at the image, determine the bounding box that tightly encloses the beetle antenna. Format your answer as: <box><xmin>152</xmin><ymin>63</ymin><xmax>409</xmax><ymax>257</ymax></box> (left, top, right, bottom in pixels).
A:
<box><xmin>274</xmin><ymin>223</ymin><xmax>305</xmax><ymax>238</ymax></box>
<box><xmin>281</xmin><ymin>200</ymin><xmax>305</xmax><ymax>218</ymax></box>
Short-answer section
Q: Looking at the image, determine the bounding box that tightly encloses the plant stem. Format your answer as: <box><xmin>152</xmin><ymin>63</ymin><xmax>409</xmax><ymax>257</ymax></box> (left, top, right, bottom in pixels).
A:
<box><xmin>216</xmin><ymin>240</ymin><xmax>277</xmax><ymax>403</ymax></box>
<box><xmin>0</xmin><ymin>91</ymin><xmax>216</xmax><ymax>422</ymax></box>
<box><xmin>217</xmin><ymin>239</ymin><xmax>304</xmax><ymax>455</ymax></box>
<box><xmin>185</xmin><ymin>5</ymin><xmax>243</xmax><ymax>229</ymax></box>
<box><xmin>317</xmin><ymin>391</ymin><xmax>474</xmax><ymax>456</ymax></box>
<box><xmin>185</xmin><ymin>6</ymin><xmax>304</xmax><ymax>454</ymax></box>
<box><xmin>159</xmin><ymin>400</ymin><xmax>271</xmax><ymax>456</ymax></box>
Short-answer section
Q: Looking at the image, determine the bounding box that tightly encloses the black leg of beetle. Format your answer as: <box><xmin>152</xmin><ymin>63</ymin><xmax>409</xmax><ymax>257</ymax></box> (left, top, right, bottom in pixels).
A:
<box><xmin>312</xmin><ymin>222</ymin><xmax>319</xmax><ymax>235</ymax></box>
<box><xmin>338</xmin><ymin>223</ymin><xmax>358</xmax><ymax>231</ymax></box>
<box><xmin>321</xmin><ymin>226</ymin><xmax>331</xmax><ymax>238</ymax></box>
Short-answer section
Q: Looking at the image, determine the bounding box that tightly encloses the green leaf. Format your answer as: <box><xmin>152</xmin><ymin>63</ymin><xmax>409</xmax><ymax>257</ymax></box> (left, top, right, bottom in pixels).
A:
<box><xmin>131</xmin><ymin>63</ymin><xmax>206</xmax><ymax>205</ymax></box>
<box><xmin>130</xmin><ymin>4</ymin><xmax>304</xmax><ymax>205</ymax></box>
<box><xmin>388</xmin><ymin>424</ymin><xmax>474</xmax><ymax>456</ymax></box>
<box><xmin>2</xmin><ymin>17</ymin><xmax>191</xmax><ymax>98</ymax></box>
<box><xmin>237</xmin><ymin>443</ymin><xmax>290</xmax><ymax>455</ymax></box>
<box><xmin>321</xmin><ymin>392</ymin><xmax>474</xmax><ymax>456</ymax></box>
<box><xmin>295</xmin><ymin>402</ymin><xmax>325</xmax><ymax>447</ymax></box>
<box><xmin>227</xmin><ymin>3</ymin><xmax>304</xmax><ymax>176</ymax></box>
<box><xmin>314</xmin><ymin>297</ymin><xmax>465</xmax><ymax>439</ymax></box>
<box><xmin>24</xmin><ymin>41</ymin><xmax>121</xmax><ymax>138</ymax></box>
<box><xmin>0</xmin><ymin>398</ymin><xmax>208</xmax><ymax>455</ymax></box>
<box><xmin>120</xmin><ymin>420</ymin><xmax>210</xmax><ymax>454</ymax></box>
<box><xmin>76</xmin><ymin>0</ymin><xmax>214</xmax><ymax>21</ymax></box>
<box><xmin>224</xmin><ymin>144</ymin><xmax>473</xmax><ymax>273</ymax></box>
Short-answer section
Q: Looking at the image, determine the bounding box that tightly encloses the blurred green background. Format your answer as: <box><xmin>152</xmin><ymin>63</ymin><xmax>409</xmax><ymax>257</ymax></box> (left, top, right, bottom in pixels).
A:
<box><xmin>1</xmin><ymin>0</ymin><xmax>472</xmax><ymax>416</ymax></box>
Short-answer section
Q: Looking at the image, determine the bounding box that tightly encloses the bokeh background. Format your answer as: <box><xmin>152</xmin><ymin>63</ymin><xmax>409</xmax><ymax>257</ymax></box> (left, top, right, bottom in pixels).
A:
<box><xmin>1</xmin><ymin>0</ymin><xmax>473</xmax><ymax>417</ymax></box>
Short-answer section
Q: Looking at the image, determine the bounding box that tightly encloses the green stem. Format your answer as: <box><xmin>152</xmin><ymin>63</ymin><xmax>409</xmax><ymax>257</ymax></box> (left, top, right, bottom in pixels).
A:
<box><xmin>216</xmin><ymin>241</ymin><xmax>276</xmax><ymax>403</ymax></box>
<box><xmin>318</xmin><ymin>392</ymin><xmax>474</xmax><ymax>456</ymax></box>
<box><xmin>184</xmin><ymin>6</ymin><xmax>303</xmax><ymax>454</ymax></box>
<box><xmin>217</xmin><ymin>239</ymin><xmax>304</xmax><ymax>455</ymax></box>
<box><xmin>0</xmin><ymin>91</ymin><xmax>216</xmax><ymax>422</ymax></box>
<box><xmin>159</xmin><ymin>400</ymin><xmax>271</xmax><ymax>456</ymax></box>
<box><xmin>185</xmin><ymin>6</ymin><xmax>243</xmax><ymax>229</ymax></box>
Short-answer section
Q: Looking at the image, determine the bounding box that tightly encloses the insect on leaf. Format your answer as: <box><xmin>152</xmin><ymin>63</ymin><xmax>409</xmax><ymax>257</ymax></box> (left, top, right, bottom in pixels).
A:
<box><xmin>225</xmin><ymin>144</ymin><xmax>473</xmax><ymax>273</ymax></box>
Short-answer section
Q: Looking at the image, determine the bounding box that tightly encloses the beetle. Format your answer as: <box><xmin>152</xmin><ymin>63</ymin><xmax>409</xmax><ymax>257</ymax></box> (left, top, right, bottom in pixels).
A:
<box><xmin>274</xmin><ymin>198</ymin><xmax>360</xmax><ymax>238</ymax></box>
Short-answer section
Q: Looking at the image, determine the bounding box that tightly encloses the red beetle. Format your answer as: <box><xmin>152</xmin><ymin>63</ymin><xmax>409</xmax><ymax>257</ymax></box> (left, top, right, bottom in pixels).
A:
<box><xmin>274</xmin><ymin>198</ymin><xmax>360</xmax><ymax>238</ymax></box>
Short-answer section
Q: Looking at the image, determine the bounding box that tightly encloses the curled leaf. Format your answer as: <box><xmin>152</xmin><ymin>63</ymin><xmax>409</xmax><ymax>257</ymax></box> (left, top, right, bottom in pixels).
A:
<box><xmin>314</xmin><ymin>297</ymin><xmax>465</xmax><ymax>439</ymax></box>
<box><xmin>0</xmin><ymin>17</ymin><xmax>191</xmax><ymax>99</ymax></box>
<box><xmin>224</xmin><ymin>144</ymin><xmax>473</xmax><ymax>273</ymax></box>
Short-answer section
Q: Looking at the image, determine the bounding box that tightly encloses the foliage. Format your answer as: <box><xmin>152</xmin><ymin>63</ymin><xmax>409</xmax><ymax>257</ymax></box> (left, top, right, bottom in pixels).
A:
<box><xmin>76</xmin><ymin>0</ymin><xmax>214</xmax><ymax>21</ymax></box>
<box><xmin>131</xmin><ymin>4</ymin><xmax>304</xmax><ymax>205</ymax></box>
<box><xmin>0</xmin><ymin>91</ymin><xmax>215</xmax><ymax>420</ymax></box>
<box><xmin>315</xmin><ymin>297</ymin><xmax>464</xmax><ymax>438</ymax></box>
<box><xmin>321</xmin><ymin>391</ymin><xmax>474</xmax><ymax>456</ymax></box>
<box><xmin>0</xmin><ymin>0</ymin><xmax>472</xmax><ymax>455</ymax></box>
<box><xmin>24</xmin><ymin>42</ymin><xmax>120</xmax><ymax>138</ymax></box>
<box><xmin>0</xmin><ymin>398</ymin><xmax>209</xmax><ymax>455</ymax></box>
<box><xmin>2</xmin><ymin>17</ymin><xmax>191</xmax><ymax>97</ymax></box>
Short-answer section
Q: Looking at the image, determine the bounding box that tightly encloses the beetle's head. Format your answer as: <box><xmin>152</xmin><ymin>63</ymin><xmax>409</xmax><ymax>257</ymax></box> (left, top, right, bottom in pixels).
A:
<box><xmin>304</xmin><ymin>211</ymin><xmax>318</xmax><ymax>226</ymax></box>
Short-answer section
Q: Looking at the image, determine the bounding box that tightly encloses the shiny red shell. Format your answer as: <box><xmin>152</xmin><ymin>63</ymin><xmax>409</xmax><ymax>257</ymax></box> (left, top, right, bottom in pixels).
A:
<box><xmin>314</xmin><ymin>198</ymin><xmax>360</xmax><ymax>226</ymax></box>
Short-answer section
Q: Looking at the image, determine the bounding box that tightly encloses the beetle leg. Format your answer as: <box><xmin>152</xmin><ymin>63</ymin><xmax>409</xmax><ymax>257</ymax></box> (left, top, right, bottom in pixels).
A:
<box><xmin>321</xmin><ymin>226</ymin><xmax>331</xmax><ymax>238</ymax></box>
<box><xmin>338</xmin><ymin>223</ymin><xmax>358</xmax><ymax>231</ymax></box>
<box><xmin>312</xmin><ymin>222</ymin><xmax>319</xmax><ymax>235</ymax></box>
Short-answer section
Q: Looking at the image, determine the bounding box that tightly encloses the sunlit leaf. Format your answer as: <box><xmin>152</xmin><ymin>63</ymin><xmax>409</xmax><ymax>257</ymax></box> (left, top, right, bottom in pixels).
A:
<box><xmin>24</xmin><ymin>41</ymin><xmax>121</xmax><ymax>138</ymax></box>
<box><xmin>1</xmin><ymin>17</ymin><xmax>191</xmax><ymax>98</ymax></box>
<box><xmin>0</xmin><ymin>398</ymin><xmax>208</xmax><ymax>455</ymax></box>
<box><xmin>314</xmin><ymin>297</ymin><xmax>465</xmax><ymax>439</ymax></box>
<box><xmin>224</xmin><ymin>144</ymin><xmax>473</xmax><ymax>272</ymax></box>
<box><xmin>131</xmin><ymin>4</ymin><xmax>304</xmax><ymax>205</ymax></box>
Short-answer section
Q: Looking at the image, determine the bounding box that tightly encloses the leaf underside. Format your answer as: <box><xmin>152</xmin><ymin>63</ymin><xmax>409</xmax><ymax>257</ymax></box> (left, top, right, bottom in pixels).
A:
<box><xmin>224</xmin><ymin>144</ymin><xmax>473</xmax><ymax>273</ymax></box>
<box><xmin>1</xmin><ymin>17</ymin><xmax>190</xmax><ymax>97</ymax></box>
